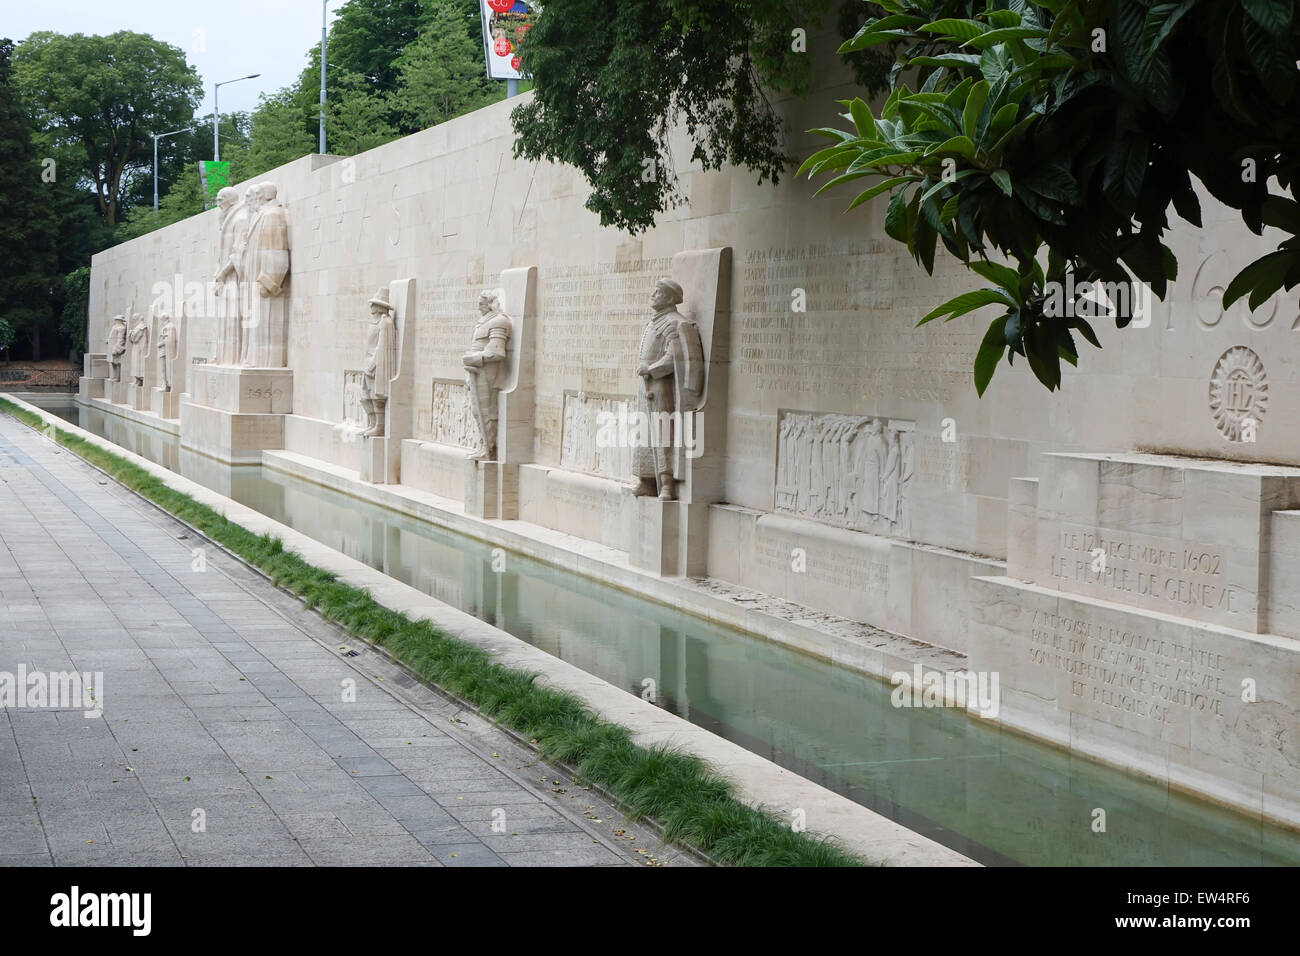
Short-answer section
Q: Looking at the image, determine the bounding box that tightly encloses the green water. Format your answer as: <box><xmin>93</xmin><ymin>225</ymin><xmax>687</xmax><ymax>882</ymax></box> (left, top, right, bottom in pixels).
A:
<box><xmin>41</xmin><ymin>398</ymin><xmax>1300</xmax><ymax>866</ymax></box>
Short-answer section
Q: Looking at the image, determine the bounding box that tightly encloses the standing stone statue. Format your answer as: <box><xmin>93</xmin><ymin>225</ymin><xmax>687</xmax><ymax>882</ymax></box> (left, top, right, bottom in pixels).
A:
<box><xmin>238</xmin><ymin>182</ymin><xmax>291</xmax><ymax>368</ymax></box>
<box><xmin>462</xmin><ymin>290</ymin><xmax>512</xmax><ymax>460</ymax></box>
<box><xmin>107</xmin><ymin>315</ymin><xmax>127</xmax><ymax>382</ymax></box>
<box><xmin>632</xmin><ymin>278</ymin><xmax>705</xmax><ymax>501</ymax></box>
<box><xmin>360</xmin><ymin>286</ymin><xmax>397</xmax><ymax>438</ymax></box>
<box><xmin>212</xmin><ymin>185</ymin><xmax>252</xmax><ymax>365</ymax></box>
<box><xmin>128</xmin><ymin>313</ymin><xmax>149</xmax><ymax>386</ymax></box>
<box><xmin>156</xmin><ymin>311</ymin><xmax>177</xmax><ymax>392</ymax></box>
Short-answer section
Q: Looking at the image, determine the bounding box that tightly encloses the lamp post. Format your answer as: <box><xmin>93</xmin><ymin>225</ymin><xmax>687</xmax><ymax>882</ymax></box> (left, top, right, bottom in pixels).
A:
<box><xmin>320</xmin><ymin>0</ymin><xmax>338</xmax><ymax>154</ymax></box>
<box><xmin>213</xmin><ymin>73</ymin><xmax>260</xmax><ymax>162</ymax></box>
<box><xmin>152</xmin><ymin>127</ymin><xmax>194</xmax><ymax>216</ymax></box>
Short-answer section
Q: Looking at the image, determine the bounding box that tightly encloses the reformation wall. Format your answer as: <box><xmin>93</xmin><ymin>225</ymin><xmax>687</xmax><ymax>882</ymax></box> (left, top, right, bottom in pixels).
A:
<box><xmin>84</xmin><ymin>72</ymin><xmax>1300</xmax><ymax>826</ymax></box>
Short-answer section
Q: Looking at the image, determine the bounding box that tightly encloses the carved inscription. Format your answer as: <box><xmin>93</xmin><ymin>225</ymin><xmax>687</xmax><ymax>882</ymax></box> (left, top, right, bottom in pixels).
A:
<box><xmin>430</xmin><ymin>379</ymin><xmax>482</xmax><ymax>451</ymax></box>
<box><xmin>753</xmin><ymin>532</ymin><xmax>889</xmax><ymax>592</ymax></box>
<box><xmin>774</xmin><ymin>411</ymin><xmax>914</xmax><ymax>537</ymax></box>
<box><xmin>1028</xmin><ymin>609</ymin><xmax>1229</xmax><ymax>725</ymax></box>
<box><xmin>735</xmin><ymin>242</ymin><xmax>978</xmax><ymax>403</ymax></box>
<box><xmin>538</xmin><ymin>258</ymin><xmax>673</xmax><ymax>395</ymax></box>
<box><xmin>1048</xmin><ymin>525</ymin><xmax>1241</xmax><ymax>617</ymax></box>
<box><xmin>560</xmin><ymin>391</ymin><xmax>633</xmax><ymax>481</ymax></box>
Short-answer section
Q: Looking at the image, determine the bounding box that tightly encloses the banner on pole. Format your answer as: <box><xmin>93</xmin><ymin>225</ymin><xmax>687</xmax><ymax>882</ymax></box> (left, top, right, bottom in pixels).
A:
<box><xmin>480</xmin><ymin>0</ymin><xmax>535</xmax><ymax>80</ymax></box>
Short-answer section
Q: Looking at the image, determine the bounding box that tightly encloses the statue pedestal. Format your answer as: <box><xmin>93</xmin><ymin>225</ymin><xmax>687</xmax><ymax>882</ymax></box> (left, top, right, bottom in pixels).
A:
<box><xmin>83</xmin><ymin>353</ymin><xmax>110</xmax><ymax>379</ymax></box>
<box><xmin>180</xmin><ymin>365</ymin><xmax>293</xmax><ymax>464</ymax></box>
<box><xmin>110</xmin><ymin>380</ymin><xmax>129</xmax><ymax>405</ymax></box>
<box><xmin>151</xmin><ymin>387</ymin><xmax>179</xmax><ymax>420</ymax></box>
<box><xmin>629</xmin><ymin>496</ymin><xmax>708</xmax><ymax>577</ymax></box>
<box><xmin>359</xmin><ymin>435</ymin><xmax>400</xmax><ymax>485</ymax></box>
<box><xmin>465</xmin><ymin>459</ymin><xmax>518</xmax><ymax>520</ymax></box>
<box><xmin>79</xmin><ymin>377</ymin><xmax>104</xmax><ymax>400</ymax></box>
<box><xmin>126</xmin><ymin>384</ymin><xmax>150</xmax><ymax>411</ymax></box>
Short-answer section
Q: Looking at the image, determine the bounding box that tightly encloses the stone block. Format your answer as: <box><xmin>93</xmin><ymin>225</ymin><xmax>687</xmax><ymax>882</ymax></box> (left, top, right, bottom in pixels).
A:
<box><xmin>464</xmin><ymin>460</ymin><xmax>518</xmax><ymax>520</ymax></box>
<box><xmin>189</xmin><ymin>364</ymin><xmax>293</xmax><ymax>415</ymax></box>
<box><xmin>151</xmin><ymin>387</ymin><xmax>179</xmax><ymax>420</ymax></box>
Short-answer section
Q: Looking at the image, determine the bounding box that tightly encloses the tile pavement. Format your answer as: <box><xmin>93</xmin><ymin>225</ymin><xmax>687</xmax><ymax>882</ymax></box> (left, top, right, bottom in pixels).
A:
<box><xmin>0</xmin><ymin>415</ymin><xmax>697</xmax><ymax>867</ymax></box>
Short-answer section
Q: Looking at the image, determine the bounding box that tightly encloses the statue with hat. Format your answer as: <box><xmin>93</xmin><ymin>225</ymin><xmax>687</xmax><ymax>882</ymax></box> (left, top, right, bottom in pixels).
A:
<box><xmin>107</xmin><ymin>314</ymin><xmax>127</xmax><ymax>383</ymax></box>
<box><xmin>360</xmin><ymin>285</ymin><xmax>397</xmax><ymax>437</ymax></box>
<box><xmin>462</xmin><ymin>289</ymin><xmax>512</xmax><ymax>460</ymax></box>
<box><xmin>632</xmin><ymin>278</ymin><xmax>705</xmax><ymax>501</ymax></box>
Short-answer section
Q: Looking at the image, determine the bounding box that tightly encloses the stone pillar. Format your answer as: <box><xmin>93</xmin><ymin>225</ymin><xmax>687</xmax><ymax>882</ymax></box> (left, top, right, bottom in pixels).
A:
<box><xmin>464</xmin><ymin>265</ymin><xmax>536</xmax><ymax>519</ymax></box>
<box><xmin>79</xmin><ymin>353</ymin><xmax>108</xmax><ymax>400</ymax></box>
<box><xmin>629</xmin><ymin>247</ymin><xmax>731</xmax><ymax>576</ymax></box>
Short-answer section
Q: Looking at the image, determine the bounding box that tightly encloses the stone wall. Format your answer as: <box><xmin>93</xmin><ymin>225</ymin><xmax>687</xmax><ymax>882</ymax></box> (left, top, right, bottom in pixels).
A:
<box><xmin>88</xmin><ymin>69</ymin><xmax>1300</xmax><ymax>623</ymax></box>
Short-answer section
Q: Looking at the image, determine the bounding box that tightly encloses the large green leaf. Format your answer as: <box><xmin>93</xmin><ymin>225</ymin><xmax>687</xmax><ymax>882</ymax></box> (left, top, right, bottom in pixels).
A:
<box><xmin>918</xmin><ymin>288</ymin><xmax>1015</xmax><ymax>325</ymax></box>
<box><xmin>974</xmin><ymin>315</ymin><xmax>1010</xmax><ymax>396</ymax></box>
<box><xmin>920</xmin><ymin>19</ymin><xmax>993</xmax><ymax>42</ymax></box>
<box><xmin>1241</xmin><ymin>0</ymin><xmax>1293</xmax><ymax>33</ymax></box>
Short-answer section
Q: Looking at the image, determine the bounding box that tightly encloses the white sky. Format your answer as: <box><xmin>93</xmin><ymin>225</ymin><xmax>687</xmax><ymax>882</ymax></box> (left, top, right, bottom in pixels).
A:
<box><xmin>7</xmin><ymin>0</ymin><xmax>343</xmax><ymax>117</ymax></box>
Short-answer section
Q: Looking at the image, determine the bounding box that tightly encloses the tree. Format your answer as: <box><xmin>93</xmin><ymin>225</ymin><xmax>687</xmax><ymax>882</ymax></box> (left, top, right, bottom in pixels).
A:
<box><xmin>244</xmin><ymin>88</ymin><xmax>316</xmax><ymax>178</ymax></box>
<box><xmin>804</xmin><ymin>0</ymin><xmax>1300</xmax><ymax>394</ymax></box>
<box><xmin>327</xmin><ymin>71</ymin><xmax>398</xmax><ymax>156</ymax></box>
<box><xmin>59</xmin><ymin>266</ymin><xmax>90</xmax><ymax>354</ymax></box>
<box><xmin>511</xmin><ymin>0</ymin><xmax>841</xmax><ymax>233</ymax></box>
<box><xmin>14</xmin><ymin>31</ymin><xmax>202</xmax><ymax>226</ymax></box>
<box><xmin>0</xmin><ymin>38</ymin><xmax>59</xmax><ymax>360</ymax></box>
<box><xmin>395</xmin><ymin>0</ymin><xmax>500</xmax><ymax>130</ymax></box>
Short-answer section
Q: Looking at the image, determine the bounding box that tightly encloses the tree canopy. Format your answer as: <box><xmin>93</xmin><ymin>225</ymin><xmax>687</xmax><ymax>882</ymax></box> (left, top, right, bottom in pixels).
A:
<box><xmin>804</xmin><ymin>0</ymin><xmax>1300</xmax><ymax>394</ymax></box>
<box><xmin>14</xmin><ymin>31</ymin><xmax>202</xmax><ymax>226</ymax></box>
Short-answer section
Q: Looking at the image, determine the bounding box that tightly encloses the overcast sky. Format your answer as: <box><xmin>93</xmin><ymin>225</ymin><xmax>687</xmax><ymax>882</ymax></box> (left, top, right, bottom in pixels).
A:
<box><xmin>7</xmin><ymin>0</ymin><xmax>343</xmax><ymax>117</ymax></box>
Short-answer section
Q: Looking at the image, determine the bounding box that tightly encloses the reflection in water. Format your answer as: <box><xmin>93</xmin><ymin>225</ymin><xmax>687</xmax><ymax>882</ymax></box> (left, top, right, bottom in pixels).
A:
<box><xmin>47</xmin><ymin>399</ymin><xmax>1300</xmax><ymax>866</ymax></box>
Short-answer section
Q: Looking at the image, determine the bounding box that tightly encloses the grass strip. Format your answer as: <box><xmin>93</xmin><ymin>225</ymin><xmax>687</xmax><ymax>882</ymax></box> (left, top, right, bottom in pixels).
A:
<box><xmin>1</xmin><ymin>399</ymin><xmax>865</xmax><ymax>866</ymax></box>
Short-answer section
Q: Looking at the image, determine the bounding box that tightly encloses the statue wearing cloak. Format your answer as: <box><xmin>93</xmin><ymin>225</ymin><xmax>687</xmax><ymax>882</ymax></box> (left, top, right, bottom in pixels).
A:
<box><xmin>239</xmin><ymin>182</ymin><xmax>291</xmax><ymax>368</ymax></box>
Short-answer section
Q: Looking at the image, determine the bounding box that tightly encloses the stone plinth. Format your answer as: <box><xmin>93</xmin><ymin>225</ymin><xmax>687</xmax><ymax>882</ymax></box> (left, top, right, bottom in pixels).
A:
<box><xmin>180</xmin><ymin>364</ymin><xmax>293</xmax><ymax>464</ymax></box>
<box><xmin>83</xmin><ymin>353</ymin><xmax>110</xmax><ymax>378</ymax></box>
<box><xmin>630</xmin><ymin>497</ymin><xmax>709</xmax><ymax>577</ymax></box>
<box><xmin>465</xmin><ymin>460</ymin><xmax>518</xmax><ymax>520</ymax></box>
<box><xmin>190</xmin><ymin>365</ymin><xmax>292</xmax><ymax>415</ymax></box>
<box><xmin>79</xmin><ymin>377</ymin><xmax>104</xmax><ymax>400</ymax></box>
<box><xmin>1024</xmin><ymin>452</ymin><xmax>1300</xmax><ymax>633</ymax></box>
<box><xmin>126</xmin><ymin>383</ymin><xmax>149</xmax><ymax>410</ymax></box>
<box><xmin>111</xmin><ymin>381</ymin><xmax>129</xmax><ymax>405</ymax></box>
<box><xmin>969</xmin><ymin>450</ymin><xmax>1300</xmax><ymax>826</ymax></box>
<box><xmin>359</xmin><ymin>436</ymin><xmax>399</xmax><ymax>485</ymax></box>
<box><xmin>151</xmin><ymin>387</ymin><xmax>179</xmax><ymax>420</ymax></box>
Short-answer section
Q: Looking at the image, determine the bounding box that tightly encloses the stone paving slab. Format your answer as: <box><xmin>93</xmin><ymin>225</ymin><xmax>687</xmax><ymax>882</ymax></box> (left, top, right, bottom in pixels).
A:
<box><xmin>0</xmin><ymin>416</ymin><xmax>697</xmax><ymax>868</ymax></box>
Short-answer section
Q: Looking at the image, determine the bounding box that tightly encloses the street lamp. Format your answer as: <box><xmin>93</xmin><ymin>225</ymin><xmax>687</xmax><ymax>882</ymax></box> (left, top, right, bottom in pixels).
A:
<box><xmin>320</xmin><ymin>0</ymin><xmax>338</xmax><ymax>154</ymax></box>
<box><xmin>152</xmin><ymin>126</ymin><xmax>195</xmax><ymax>215</ymax></box>
<box><xmin>213</xmin><ymin>73</ymin><xmax>260</xmax><ymax>162</ymax></box>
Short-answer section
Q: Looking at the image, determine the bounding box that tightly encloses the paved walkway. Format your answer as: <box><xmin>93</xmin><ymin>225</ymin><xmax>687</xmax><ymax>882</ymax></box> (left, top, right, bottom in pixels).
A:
<box><xmin>0</xmin><ymin>414</ymin><xmax>693</xmax><ymax>867</ymax></box>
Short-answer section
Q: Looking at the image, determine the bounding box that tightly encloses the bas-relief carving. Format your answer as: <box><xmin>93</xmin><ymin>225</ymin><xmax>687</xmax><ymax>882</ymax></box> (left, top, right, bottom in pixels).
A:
<box><xmin>127</xmin><ymin>313</ymin><xmax>149</xmax><ymax>386</ymax></box>
<box><xmin>1209</xmin><ymin>346</ymin><xmax>1268</xmax><ymax>441</ymax></box>
<box><xmin>107</xmin><ymin>315</ymin><xmax>127</xmax><ymax>382</ymax></box>
<box><xmin>630</xmin><ymin>278</ymin><xmax>705</xmax><ymax>501</ymax></box>
<box><xmin>342</xmin><ymin>370</ymin><xmax>367</xmax><ymax>431</ymax></box>
<box><xmin>462</xmin><ymin>289</ymin><xmax>511</xmax><ymax>460</ymax></box>
<box><xmin>211</xmin><ymin>181</ymin><xmax>291</xmax><ymax>369</ymax></box>
<box><xmin>430</xmin><ymin>380</ymin><xmax>482</xmax><ymax>451</ymax></box>
<box><xmin>360</xmin><ymin>286</ymin><xmax>397</xmax><ymax>437</ymax></box>
<box><xmin>774</xmin><ymin>411</ymin><xmax>914</xmax><ymax>538</ymax></box>
<box><xmin>561</xmin><ymin>392</ymin><xmax>632</xmax><ymax>481</ymax></box>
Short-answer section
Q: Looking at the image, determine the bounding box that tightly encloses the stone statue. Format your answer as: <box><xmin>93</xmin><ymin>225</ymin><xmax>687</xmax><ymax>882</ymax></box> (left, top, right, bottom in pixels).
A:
<box><xmin>462</xmin><ymin>290</ymin><xmax>512</xmax><ymax>460</ymax></box>
<box><xmin>238</xmin><ymin>182</ymin><xmax>291</xmax><ymax>368</ymax></box>
<box><xmin>128</xmin><ymin>313</ymin><xmax>149</xmax><ymax>386</ymax></box>
<box><xmin>212</xmin><ymin>185</ymin><xmax>252</xmax><ymax>365</ymax></box>
<box><xmin>156</xmin><ymin>311</ymin><xmax>177</xmax><ymax>392</ymax></box>
<box><xmin>107</xmin><ymin>315</ymin><xmax>127</xmax><ymax>382</ymax></box>
<box><xmin>360</xmin><ymin>286</ymin><xmax>397</xmax><ymax>437</ymax></box>
<box><xmin>632</xmin><ymin>278</ymin><xmax>704</xmax><ymax>501</ymax></box>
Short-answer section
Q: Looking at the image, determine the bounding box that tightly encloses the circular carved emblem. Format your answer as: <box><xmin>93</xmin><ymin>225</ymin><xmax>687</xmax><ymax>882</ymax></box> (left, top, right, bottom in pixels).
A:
<box><xmin>1208</xmin><ymin>346</ymin><xmax>1268</xmax><ymax>442</ymax></box>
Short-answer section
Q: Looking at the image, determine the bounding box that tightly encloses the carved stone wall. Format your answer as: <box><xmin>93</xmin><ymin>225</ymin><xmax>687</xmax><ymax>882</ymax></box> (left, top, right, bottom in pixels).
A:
<box><xmin>774</xmin><ymin>411</ymin><xmax>914</xmax><ymax>538</ymax></box>
<box><xmin>560</xmin><ymin>391</ymin><xmax>632</xmax><ymax>481</ymax></box>
<box><xmin>342</xmin><ymin>370</ymin><xmax>367</xmax><ymax>429</ymax></box>
<box><xmin>430</xmin><ymin>379</ymin><xmax>482</xmax><ymax>451</ymax></box>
